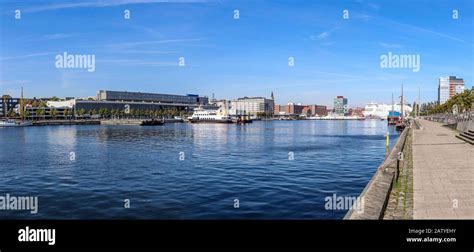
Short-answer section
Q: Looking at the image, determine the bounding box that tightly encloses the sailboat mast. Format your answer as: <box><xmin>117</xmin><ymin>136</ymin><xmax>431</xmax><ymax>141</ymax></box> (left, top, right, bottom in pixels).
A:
<box><xmin>401</xmin><ymin>84</ymin><xmax>404</xmax><ymax>121</ymax></box>
<box><xmin>391</xmin><ymin>93</ymin><xmax>394</xmax><ymax>113</ymax></box>
<box><xmin>20</xmin><ymin>86</ymin><xmax>24</xmax><ymax>121</ymax></box>
<box><xmin>418</xmin><ymin>87</ymin><xmax>421</xmax><ymax>117</ymax></box>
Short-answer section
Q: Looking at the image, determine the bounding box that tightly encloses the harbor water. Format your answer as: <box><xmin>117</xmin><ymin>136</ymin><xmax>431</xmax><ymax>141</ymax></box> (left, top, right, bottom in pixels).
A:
<box><xmin>0</xmin><ymin>120</ymin><xmax>400</xmax><ymax>219</ymax></box>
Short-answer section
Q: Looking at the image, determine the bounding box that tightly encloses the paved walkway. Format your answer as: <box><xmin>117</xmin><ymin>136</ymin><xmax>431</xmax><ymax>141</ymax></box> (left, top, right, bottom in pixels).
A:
<box><xmin>413</xmin><ymin>119</ymin><xmax>474</xmax><ymax>219</ymax></box>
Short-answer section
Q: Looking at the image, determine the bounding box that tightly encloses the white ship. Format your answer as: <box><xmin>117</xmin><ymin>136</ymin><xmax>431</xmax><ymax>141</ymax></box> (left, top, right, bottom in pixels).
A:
<box><xmin>0</xmin><ymin>119</ymin><xmax>33</xmax><ymax>127</ymax></box>
<box><xmin>363</xmin><ymin>102</ymin><xmax>412</xmax><ymax>119</ymax></box>
<box><xmin>188</xmin><ymin>108</ymin><xmax>232</xmax><ymax>123</ymax></box>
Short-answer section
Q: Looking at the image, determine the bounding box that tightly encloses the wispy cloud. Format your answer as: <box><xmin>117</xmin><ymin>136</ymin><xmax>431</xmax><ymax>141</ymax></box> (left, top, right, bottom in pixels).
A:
<box><xmin>0</xmin><ymin>80</ymin><xmax>31</xmax><ymax>87</ymax></box>
<box><xmin>115</xmin><ymin>50</ymin><xmax>178</xmax><ymax>54</ymax></box>
<box><xmin>42</xmin><ymin>33</ymin><xmax>75</xmax><ymax>40</ymax></box>
<box><xmin>310</xmin><ymin>27</ymin><xmax>341</xmax><ymax>41</ymax></box>
<box><xmin>98</xmin><ymin>59</ymin><xmax>179</xmax><ymax>67</ymax></box>
<box><xmin>316</xmin><ymin>32</ymin><xmax>330</xmax><ymax>40</ymax></box>
<box><xmin>111</xmin><ymin>38</ymin><xmax>205</xmax><ymax>49</ymax></box>
<box><xmin>23</xmin><ymin>0</ymin><xmax>211</xmax><ymax>13</ymax></box>
<box><xmin>0</xmin><ymin>52</ymin><xmax>54</xmax><ymax>61</ymax></box>
<box><xmin>378</xmin><ymin>16</ymin><xmax>473</xmax><ymax>47</ymax></box>
<box><xmin>353</xmin><ymin>14</ymin><xmax>373</xmax><ymax>21</ymax></box>
<box><xmin>368</xmin><ymin>3</ymin><xmax>380</xmax><ymax>11</ymax></box>
<box><xmin>379</xmin><ymin>42</ymin><xmax>402</xmax><ymax>49</ymax></box>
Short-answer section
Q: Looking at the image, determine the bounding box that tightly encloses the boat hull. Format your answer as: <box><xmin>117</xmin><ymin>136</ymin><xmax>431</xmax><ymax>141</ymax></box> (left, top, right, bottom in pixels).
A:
<box><xmin>0</xmin><ymin>122</ymin><xmax>33</xmax><ymax>127</ymax></box>
<box><xmin>189</xmin><ymin>119</ymin><xmax>232</xmax><ymax>123</ymax></box>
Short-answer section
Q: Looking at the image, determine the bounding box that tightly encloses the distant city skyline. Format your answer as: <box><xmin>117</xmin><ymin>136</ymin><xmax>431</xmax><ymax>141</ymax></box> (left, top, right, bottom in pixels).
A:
<box><xmin>0</xmin><ymin>0</ymin><xmax>473</xmax><ymax>107</ymax></box>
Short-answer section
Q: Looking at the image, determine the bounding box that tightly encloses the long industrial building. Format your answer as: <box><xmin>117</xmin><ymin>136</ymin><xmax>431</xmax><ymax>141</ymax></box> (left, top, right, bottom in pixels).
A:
<box><xmin>74</xmin><ymin>90</ymin><xmax>212</xmax><ymax>114</ymax></box>
<box><xmin>96</xmin><ymin>90</ymin><xmax>208</xmax><ymax>104</ymax></box>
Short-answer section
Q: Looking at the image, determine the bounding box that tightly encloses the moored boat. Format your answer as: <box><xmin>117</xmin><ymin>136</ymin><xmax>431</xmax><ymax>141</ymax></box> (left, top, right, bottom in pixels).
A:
<box><xmin>188</xmin><ymin>108</ymin><xmax>232</xmax><ymax>123</ymax></box>
<box><xmin>140</xmin><ymin>119</ymin><xmax>164</xmax><ymax>126</ymax></box>
<box><xmin>0</xmin><ymin>120</ymin><xmax>33</xmax><ymax>127</ymax></box>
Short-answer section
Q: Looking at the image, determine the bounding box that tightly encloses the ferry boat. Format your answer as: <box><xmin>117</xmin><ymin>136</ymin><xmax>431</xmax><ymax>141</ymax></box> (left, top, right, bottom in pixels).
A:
<box><xmin>363</xmin><ymin>102</ymin><xmax>412</xmax><ymax>119</ymax></box>
<box><xmin>188</xmin><ymin>108</ymin><xmax>232</xmax><ymax>123</ymax></box>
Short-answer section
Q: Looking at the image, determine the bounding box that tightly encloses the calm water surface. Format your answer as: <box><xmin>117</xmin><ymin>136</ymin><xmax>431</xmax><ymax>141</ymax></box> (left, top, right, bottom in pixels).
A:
<box><xmin>0</xmin><ymin>120</ymin><xmax>399</xmax><ymax>219</ymax></box>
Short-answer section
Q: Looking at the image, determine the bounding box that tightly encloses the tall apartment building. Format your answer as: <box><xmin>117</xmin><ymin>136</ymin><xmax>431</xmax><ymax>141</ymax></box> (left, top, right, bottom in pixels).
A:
<box><xmin>333</xmin><ymin>96</ymin><xmax>348</xmax><ymax>116</ymax></box>
<box><xmin>438</xmin><ymin>76</ymin><xmax>465</xmax><ymax>104</ymax></box>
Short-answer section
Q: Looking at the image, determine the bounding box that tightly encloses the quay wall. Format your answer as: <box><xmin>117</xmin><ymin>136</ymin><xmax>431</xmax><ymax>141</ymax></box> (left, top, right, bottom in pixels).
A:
<box><xmin>344</xmin><ymin>126</ymin><xmax>410</xmax><ymax>219</ymax></box>
<box><xmin>32</xmin><ymin>120</ymin><xmax>100</xmax><ymax>126</ymax></box>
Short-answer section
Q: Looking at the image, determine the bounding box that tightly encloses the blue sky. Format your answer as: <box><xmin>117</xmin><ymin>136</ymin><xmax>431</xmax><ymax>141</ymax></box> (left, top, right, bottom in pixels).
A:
<box><xmin>0</xmin><ymin>0</ymin><xmax>473</xmax><ymax>107</ymax></box>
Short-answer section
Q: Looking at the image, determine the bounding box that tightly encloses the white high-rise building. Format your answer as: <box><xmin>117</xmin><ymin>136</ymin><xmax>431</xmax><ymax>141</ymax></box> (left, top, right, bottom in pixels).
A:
<box><xmin>438</xmin><ymin>77</ymin><xmax>450</xmax><ymax>105</ymax></box>
<box><xmin>438</xmin><ymin>76</ymin><xmax>465</xmax><ymax>104</ymax></box>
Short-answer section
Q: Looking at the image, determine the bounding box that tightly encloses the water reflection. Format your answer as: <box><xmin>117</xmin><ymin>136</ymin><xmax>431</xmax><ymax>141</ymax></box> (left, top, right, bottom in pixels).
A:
<box><xmin>0</xmin><ymin>120</ymin><xmax>399</xmax><ymax>219</ymax></box>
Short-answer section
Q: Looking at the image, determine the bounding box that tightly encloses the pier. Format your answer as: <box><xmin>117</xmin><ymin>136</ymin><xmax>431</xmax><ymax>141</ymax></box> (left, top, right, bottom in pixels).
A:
<box><xmin>346</xmin><ymin>117</ymin><xmax>474</xmax><ymax>219</ymax></box>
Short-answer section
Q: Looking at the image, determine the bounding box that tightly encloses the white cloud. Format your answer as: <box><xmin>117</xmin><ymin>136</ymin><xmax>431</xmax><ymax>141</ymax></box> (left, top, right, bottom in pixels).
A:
<box><xmin>42</xmin><ymin>33</ymin><xmax>75</xmax><ymax>40</ymax></box>
<box><xmin>111</xmin><ymin>38</ymin><xmax>205</xmax><ymax>49</ymax></box>
<box><xmin>0</xmin><ymin>52</ymin><xmax>54</xmax><ymax>61</ymax></box>
<box><xmin>317</xmin><ymin>32</ymin><xmax>330</xmax><ymax>40</ymax></box>
<box><xmin>379</xmin><ymin>42</ymin><xmax>402</xmax><ymax>49</ymax></box>
<box><xmin>23</xmin><ymin>0</ymin><xmax>211</xmax><ymax>13</ymax></box>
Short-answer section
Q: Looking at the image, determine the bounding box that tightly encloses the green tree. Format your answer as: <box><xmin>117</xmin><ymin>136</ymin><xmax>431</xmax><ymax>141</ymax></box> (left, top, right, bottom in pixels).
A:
<box><xmin>426</xmin><ymin>89</ymin><xmax>473</xmax><ymax>115</ymax></box>
<box><xmin>36</xmin><ymin>108</ymin><xmax>45</xmax><ymax>120</ymax></box>
<box><xmin>64</xmin><ymin>109</ymin><xmax>71</xmax><ymax>119</ymax></box>
<box><xmin>77</xmin><ymin>108</ymin><xmax>86</xmax><ymax>117</ymax></box>
<box><xmin>50</xmin><ymin>108</ymin><xmax>58</xmax><ymax>119</ymax></box>
<box><xmin>98</xmin><ymin>108</ymin><xmax>109</xmax><ymax>118</ymax></box>
<box><xmin>7</xmin><ymin>109</ymin><xmax>17</xmax><ymax>118</ymax></box>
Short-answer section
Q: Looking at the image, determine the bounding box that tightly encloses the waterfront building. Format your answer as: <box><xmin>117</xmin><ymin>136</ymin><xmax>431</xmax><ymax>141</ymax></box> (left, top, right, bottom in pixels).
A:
<box><xmin>230</xmin><ymin>96</ymin><xmax>274</xmax><ymax>116</ymax></box>
<box><xmin>349</xmin><ymin>107</ymin><xmax>365</xmax><ymax>117</ymax></box>
<box><xmin>24</xmin><ymin>106</ymin><xmax>72</xmax><ymax>119</ymax></box>
<box><xmin>438</xmin><ymin>76</ymin><xmax>450</xmax><ymax>105</ymax></box>
<box><xmin>285</xmin><ymin>103</ymin><xmax>304</xmax><ymax>115</ymax></box>
<box><xmin>308</xmin><ymin>105</ymin><xmax>328</xmax><ymax>116</ymax></box>
<box><xmin>97</xmin><ymin>90</ymin><xmax>209</xmax><ymax>105</ymax></box>
<box><xmin>438</xmin><ymin>76</ymin><xmax>465</xmax><ymax>104</ymax></box>
<box><xmin>0</xmin><ymin>95</ymin><xmax>20</xmax><ymax>118</ymax></box>
<box><xmin>274</xmin><ymin>104</ymin><xmax>283</xmax><ymax>115</ymax></box>
<box><xmin>73</xmin><ymin>90</ymin><xmax>213</xmax><ymax>116</ymax></box>
<box><xmin>47</xmin><ymin>99</ymin><xmax>76</xmax><ymax>108</ymax></box>
<box><xmin>274</xmin><ymin>104</ymin><xmax>327</xmax><ymax>116</ymax></box>
<box><xmin>334</xmin><ymin>96</ymin><xmax>348</xmax><ymax>116</ymax></box>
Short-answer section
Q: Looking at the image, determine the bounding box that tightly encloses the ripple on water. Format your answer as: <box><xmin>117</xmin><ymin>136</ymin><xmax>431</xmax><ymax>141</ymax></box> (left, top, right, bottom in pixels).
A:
<box><xmin>0</xmin><ymin>121</ymin><xmax>400</xmax><ymax>219</ymax></box>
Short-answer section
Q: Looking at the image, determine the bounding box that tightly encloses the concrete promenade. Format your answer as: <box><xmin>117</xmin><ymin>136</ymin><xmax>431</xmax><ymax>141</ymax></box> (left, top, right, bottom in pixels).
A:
<box><xmin>413</xmin><ymin>119</ymin><xmax>474</xmax><ymax>219</ymax></box>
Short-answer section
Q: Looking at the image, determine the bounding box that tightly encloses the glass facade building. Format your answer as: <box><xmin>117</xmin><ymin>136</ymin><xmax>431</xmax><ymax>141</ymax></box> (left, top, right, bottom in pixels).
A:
<box><xmin>334</xmin><ymin>96</ymin><xmax>348</xmax><ymax>116</ymax></box>
<box><xmin>97</xmin><ymin>90</ymin><xmax>208</xmax><ymax>105</ymax></box>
